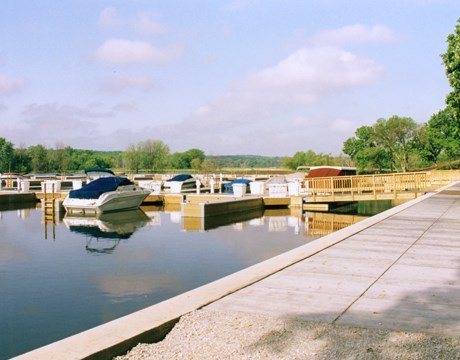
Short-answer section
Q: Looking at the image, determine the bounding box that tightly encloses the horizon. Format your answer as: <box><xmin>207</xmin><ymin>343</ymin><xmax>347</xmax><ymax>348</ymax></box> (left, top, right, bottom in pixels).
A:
<box><xmin>1</xmin><ymin>1</ymin><xmax>458</xmax><ymax>156</ymax></box>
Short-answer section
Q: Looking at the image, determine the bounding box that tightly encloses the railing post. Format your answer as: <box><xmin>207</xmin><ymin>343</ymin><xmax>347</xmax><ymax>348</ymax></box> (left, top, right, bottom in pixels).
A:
<box><xmin>330</xmin><ymin>177</ymin><xmax>334</xmax><ymax>202</ymax></box>
<box><xmin>393</xmin><ymin>173</ymin><xmax>396</xmax><ymax>199</ymax></box>
<box><xmin>372</xmin><ymin>175</ymin><xmax>376</xmax><ymax>200</ymax></box>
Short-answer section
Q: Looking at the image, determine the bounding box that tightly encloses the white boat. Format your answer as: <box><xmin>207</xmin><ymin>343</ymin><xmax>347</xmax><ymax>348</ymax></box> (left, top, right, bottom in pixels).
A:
<box><xmin>63</xmin><ymin>171</ymin><xmax>151</xmax><ymax>216</ymax></box>
<box><xmin>163</xmin><ymin>174</ymin><xmax>198</xmax><ymax>193</ymax></box>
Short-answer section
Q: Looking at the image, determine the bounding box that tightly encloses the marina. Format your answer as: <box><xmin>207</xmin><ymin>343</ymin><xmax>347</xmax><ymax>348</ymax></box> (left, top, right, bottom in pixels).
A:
<box><xmin>1</xmin><ymin>170</ymin><xmax>460</xmax><ymax>358</ymax></box>
<box><xmin>12</xmin><ymin>179</ymin><xmax>460</xmax><ymax>359</ymax></box>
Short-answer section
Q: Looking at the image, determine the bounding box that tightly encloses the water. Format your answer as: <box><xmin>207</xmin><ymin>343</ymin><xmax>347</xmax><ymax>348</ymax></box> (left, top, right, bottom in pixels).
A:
<box><xmin>0</xmin><ymin>201</ymin><xmax>392</xmax><ymax>359</ymax></box>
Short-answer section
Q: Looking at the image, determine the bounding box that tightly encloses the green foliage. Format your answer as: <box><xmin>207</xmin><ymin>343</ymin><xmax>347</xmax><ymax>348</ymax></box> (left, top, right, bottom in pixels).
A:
<box><xmin>281</xmin><ymin>150</ymin><xmax>350</xmax><ymax>170</ymax></box>
<box><xmin>442</xmin><ymin>18</ymin><xmax>460</xmax><ymax>117</ymax></box>
<box><xmin>424</xmin><ymin>108</ymin><xmax>460</xmax><ymax>165</ymax></box>
<box><xmin>207</xmin><ymin>155</ymin><xmax>281</xmax><ymax>169</ymax></box>
<box><xmin>138</xmin><ymin>139</ymin><xmax>170</xmax><ymax>171</ymax></box>
<box><xmin>343</xmin><ymin>116</ymin><xmax>422</xmax><ymax>173</ymax></box>
<box><xmin>0</xmin><ymin>138</ymin><xmax>15</xmax><ymax>173</ymax></box>
<box><xmin>373</xmin><ymin>116</ymin><xmax>419</xmax><ymax>172</ymax></box>
<box><xmin>169</xmin><ymin>148</ymin><xmax>205</xmax><ymax>169</ymax></box>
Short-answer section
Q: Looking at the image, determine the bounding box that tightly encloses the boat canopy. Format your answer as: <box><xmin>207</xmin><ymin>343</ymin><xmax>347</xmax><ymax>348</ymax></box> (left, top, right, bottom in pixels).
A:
<box><xmin>306</xmin><ymin>166</ymin><xmax>356</xmax><ymax>178</ymax></box>
<box><xmin>84</xmin><ymin>168</ymin><xmax>115</xmax><ymax>176</ymax></box>
<box><xmin>69</xmin><ymin>177</ymin><xmax>133</xmax><ymax>199</ymax></box>
<box><xmin>167</xmin><ymin>174</ymin><xmax>193</xmax><ymax>182</ymax></box>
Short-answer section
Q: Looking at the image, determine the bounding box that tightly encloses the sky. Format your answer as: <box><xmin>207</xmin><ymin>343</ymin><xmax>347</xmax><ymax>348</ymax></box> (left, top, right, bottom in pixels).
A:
<box><xmin>0</xmin><ymin>0</ymin><xmax>459</xmax><ymax>156</ymax></box>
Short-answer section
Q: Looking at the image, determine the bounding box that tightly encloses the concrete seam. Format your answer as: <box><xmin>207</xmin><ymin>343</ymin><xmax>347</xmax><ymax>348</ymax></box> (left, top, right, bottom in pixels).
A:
<box><xmin>331</xmin><ymin>195</ymin><xmax>458</xmax><ymax>324</ymax></box>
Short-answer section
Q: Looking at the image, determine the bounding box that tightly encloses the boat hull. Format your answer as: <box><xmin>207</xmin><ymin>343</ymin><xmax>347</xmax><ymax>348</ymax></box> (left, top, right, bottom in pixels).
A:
<box><xmin>63</xmin><ymin>187</ymin><xmax>150</xmax><ymax>216</ymax></box>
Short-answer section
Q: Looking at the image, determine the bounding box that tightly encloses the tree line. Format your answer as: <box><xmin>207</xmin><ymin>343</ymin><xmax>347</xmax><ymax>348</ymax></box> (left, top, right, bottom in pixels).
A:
<box><xmin>0</xmin><ymin>138</ymin><xmax>283</xmax><ymax>174</ymax></box>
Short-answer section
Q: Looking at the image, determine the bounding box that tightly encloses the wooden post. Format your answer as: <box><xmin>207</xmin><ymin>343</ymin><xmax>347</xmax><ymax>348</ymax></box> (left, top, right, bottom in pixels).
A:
<box><xmin>393</xmin><ymin>173</ymin><xmax>396</xmax><ymax>199</ymax></box>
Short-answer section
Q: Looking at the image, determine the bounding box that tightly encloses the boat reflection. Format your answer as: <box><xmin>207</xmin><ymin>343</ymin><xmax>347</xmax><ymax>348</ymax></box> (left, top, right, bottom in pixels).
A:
<box><xmin>63</xmin><ymin>209</ymin><xmax>151</xmax><ymax>254</ymax></box>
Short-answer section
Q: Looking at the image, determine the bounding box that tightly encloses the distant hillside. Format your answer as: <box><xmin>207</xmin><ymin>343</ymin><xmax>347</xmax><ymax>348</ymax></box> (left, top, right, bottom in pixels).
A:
<box><xmin>206</xmin><ymin>155</ymin><xmax>282</xmax><ymax>169</ymax></box>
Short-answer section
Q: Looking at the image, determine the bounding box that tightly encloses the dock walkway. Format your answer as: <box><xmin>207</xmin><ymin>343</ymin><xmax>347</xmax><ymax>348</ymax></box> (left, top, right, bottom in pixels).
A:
<box><xmin>208</xmin><ymin>182</ymin><xmax>460</xmax><ymax>336</ymax></box>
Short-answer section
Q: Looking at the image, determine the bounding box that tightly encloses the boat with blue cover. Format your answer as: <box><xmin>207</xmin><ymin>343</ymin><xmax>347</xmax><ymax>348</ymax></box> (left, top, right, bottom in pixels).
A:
<box><xmin>63</xmin><ymin>170</ymin><xmax>151</xmax><ymax>215</ymax></box>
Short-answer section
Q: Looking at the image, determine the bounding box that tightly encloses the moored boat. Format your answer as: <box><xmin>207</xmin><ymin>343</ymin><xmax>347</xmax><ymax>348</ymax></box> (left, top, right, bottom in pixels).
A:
<box><xmin>63</xmin><ymin>173</ymin><xmax>150</xmax><ymax>216</ymax></box>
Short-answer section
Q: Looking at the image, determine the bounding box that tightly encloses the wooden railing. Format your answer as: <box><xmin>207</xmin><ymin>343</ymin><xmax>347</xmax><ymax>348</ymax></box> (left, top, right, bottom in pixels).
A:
<box><xmin>301</xmin><ymin>170</ymin><xmax>460</xmax><ymax>203</ymax></box>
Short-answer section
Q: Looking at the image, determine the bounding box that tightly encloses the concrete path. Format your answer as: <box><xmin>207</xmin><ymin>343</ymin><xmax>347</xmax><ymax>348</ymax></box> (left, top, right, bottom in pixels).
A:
<box><xmin>209</xmin><ymin>183</ymin><xmax>460</xmax><ymax>336</ymax></box>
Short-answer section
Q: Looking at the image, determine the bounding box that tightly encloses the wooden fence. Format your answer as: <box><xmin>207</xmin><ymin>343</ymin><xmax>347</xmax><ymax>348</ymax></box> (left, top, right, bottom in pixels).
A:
<box><xmin>301</xmin><ymin>170</ymin><xmax>460</xmax><ymax>203</ymax></box>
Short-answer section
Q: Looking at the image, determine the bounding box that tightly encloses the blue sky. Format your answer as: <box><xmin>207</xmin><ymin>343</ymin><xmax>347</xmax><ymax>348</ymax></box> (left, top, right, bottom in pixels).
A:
<box><xmin>0</xmin><ymin>0</ymin><xmax>458</xmax><ymax>156</ymax></box>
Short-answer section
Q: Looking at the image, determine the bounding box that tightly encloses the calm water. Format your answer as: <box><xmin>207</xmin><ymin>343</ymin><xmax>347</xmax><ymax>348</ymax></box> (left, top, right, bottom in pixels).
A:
<box><xmin>0</xmin><ymin>201</ymin><xmax>391</xmax><ymax>359</ymax></box>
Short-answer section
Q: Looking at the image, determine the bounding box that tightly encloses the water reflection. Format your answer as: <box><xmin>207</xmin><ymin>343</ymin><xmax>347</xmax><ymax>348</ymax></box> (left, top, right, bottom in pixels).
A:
<box><xmin>63</xmin><ymin>210</ymin><xmax>151</xmax><ymax>254</ymax></box>
<box><xmin>0</xmin><ymin>199</ymin><xmax>395</xmax><ymax>359</ymax></box>
<box><xmin>182</xmin><ymin>208</ymin><xmax>264</xmax><ymax>231</ymax></box>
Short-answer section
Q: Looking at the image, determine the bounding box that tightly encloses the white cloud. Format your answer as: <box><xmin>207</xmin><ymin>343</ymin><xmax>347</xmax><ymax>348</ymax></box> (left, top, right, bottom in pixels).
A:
<box><xmin>328</xmin><ymin>118</ymin><xmax>355</xmax><ymax>133</ymax></box>
<box><xmin>244</xmin><ymin>46</ymin><xmax>382</xmax><ymax>97</ymax></box>
<box><xmin>153</xmin><ymin>45</ymin><xmax>382</xmax><ymax>154</ymax></box>
<box><xmin>312</xmin><ymin>24</ymin><xmax>400</xmax><ymax>45</ymax></box>
<box><xmin>94</xmin><ymin>39</ymin><xmax>182</xmax><ymax>65</ymax></box>
<box><xmin>99</xmin><ymin>7</ymin><xmax>166</xmax><ymax>34</ymax></box>
<box><xmin>133</xmin><ymin>12</ymin><xmax>167</xmax><ymax>34</ymax></box>
<box><xmin>0</xmin><ymin>74</ymin><xmax>26</xmax><ymax>96</ymax></box>
<box><xmin>103</xmin><ymin>76</ymin><xmax>154</xmax><ymax>93</ymax></box>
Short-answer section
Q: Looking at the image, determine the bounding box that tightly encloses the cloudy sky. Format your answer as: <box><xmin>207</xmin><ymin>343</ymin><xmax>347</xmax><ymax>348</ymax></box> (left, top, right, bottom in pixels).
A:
<box><xmin>0</xmin><ymin>0</ymin><xmax>458</xmax><ymax>156</ymax></box>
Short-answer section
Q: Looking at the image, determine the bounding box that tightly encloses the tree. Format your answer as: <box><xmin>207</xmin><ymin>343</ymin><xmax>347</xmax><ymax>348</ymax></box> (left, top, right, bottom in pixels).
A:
<box><xmin>123</xmin><ymin>144</ymin><xmax>142</xmax><ymax>173</ymax></box>
<box><xmin>424</xmin><ymin>108</ymin><xmax>460</xmax><ymax>165</ymax></box>
<box><xmin>442</xmin><ymin>18</ymin><xmax>460</xmax><ymax>117</ymax></box>
<box><xmin>139</xmin><ymin>139</ymin><xmax>170</xmax><ymax>171</ymax></box>
<box><xmin>27</xmin><ymin>145</ymin><xmax>49</xmax><ymax>173</ymax></box>
<box><xmin>343</xmin><ymin>126</ymin><xmax>391</xmax><ymax>173</ymax></box>
<box><xmin>169</xmin><ymin>148</ymin><xmax>205</xmax><ymax>169</ymax></box>
<box><xmin>13</xmin><ymin>144</ymin><xmax>31</xmax><ymax>173</ymax></box>
<box><xmin>427</xmin><ymin>19</ymin><xmax>460</xmax><ymax>166</ymax></box>
<box><xmin>373</xmin><ymin>116</ymin><xmax>419</xmax><ymax>172</ymax></box>
<box><xmin>0</xmin><ymin>137</ymin><xmax>15</xmax><ymax>173</ymax></box>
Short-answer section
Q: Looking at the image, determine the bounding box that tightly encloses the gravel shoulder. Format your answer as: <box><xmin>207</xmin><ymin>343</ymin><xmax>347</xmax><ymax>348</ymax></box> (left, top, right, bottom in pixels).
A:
<box><xmin>115</xmin><ymin>309</ymin><xmax>460</xmax><ymax>359</ymax></box>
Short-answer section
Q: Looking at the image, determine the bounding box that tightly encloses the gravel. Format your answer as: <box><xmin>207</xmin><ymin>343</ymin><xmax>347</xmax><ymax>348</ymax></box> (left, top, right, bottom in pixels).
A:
<box><xmin>115</xmin><ymin>309</ymin><xmax>460</xmax><ymax>359</ymax></box>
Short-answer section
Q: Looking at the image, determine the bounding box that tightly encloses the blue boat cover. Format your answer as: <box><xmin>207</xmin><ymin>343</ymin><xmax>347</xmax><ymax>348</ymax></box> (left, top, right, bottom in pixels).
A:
<box><xmin>167</xmin><ymin>174</ymin><xmax>193</xmax><ymax>182</ymax></box>
<box><xmin>69</xmin><ymin>177</ymin><xmax>133</xmax><ymax>199</ymax></box>
<box><xmin>84</xmin><ymin>168</ymin><xmax>115</xmax><ymax>176</ymax></box>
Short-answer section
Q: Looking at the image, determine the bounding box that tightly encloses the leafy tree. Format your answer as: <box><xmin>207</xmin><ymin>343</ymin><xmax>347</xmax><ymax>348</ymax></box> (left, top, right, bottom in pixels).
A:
<box><xmin>13</xmin><ymin>145</ymin><xmax>31</xmax><ymax>173</ymax></box>
<box><xmin>27</xmin><ymin>144</ymin><xmax>49</xmax><ymax>173</ymax></box>
<box><xmin>442</xmin><ymin>18</ymin><xmax>460</xmax><ymax>117</ymax></box>
<box><xmin>424</xmin><ymin>108</ymin><xmax>460</xmax><ymax>165</ymax></box>
<box><xmin>140</xmin><ymin>139</ymin><xmax>170</xmax><ymax>171</ymax></box>
<box><xmin>0</xmin><ymin>137</ymin><xmax>15</xmax><ymax>173</ymax></box>
<box><xmin>169</xmin><ymin>148</ymin><xmax>205</xmax><ymax>169</ymax></box>
<box><xmin>425</xmin><ymin>19</ymin><xmax>460</xmax><ymax>167</ymax></box>
<box><xmin>123</xmin><ymin>144</ymin><xmax>142</xmax><ymax>173</ymax></box>
<box><xmin>343</xmin><ymin>126</ymin><xmax>391</xmax><ymax>173</ymax></box>
<box><xmin>373</xmin><ymin>116</ymin><xmax>419</xmax><ymax>172</ymax></box>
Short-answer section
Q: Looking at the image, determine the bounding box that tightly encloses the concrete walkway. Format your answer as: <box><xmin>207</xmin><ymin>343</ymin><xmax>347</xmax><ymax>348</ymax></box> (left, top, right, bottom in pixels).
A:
<box><xmin>209</xmin><ymin>182</ymin><xmax>460</xmax><ymax>336</ymax></box>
